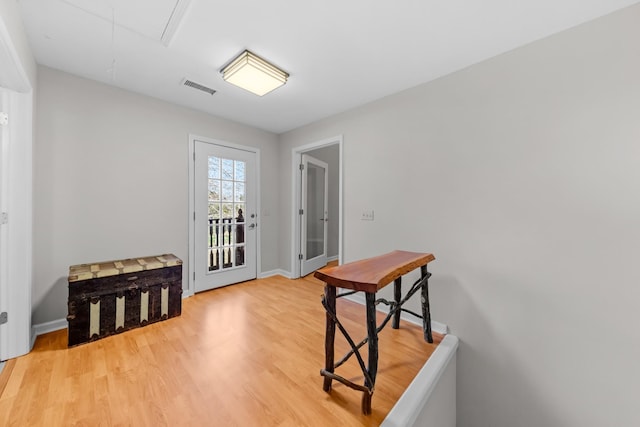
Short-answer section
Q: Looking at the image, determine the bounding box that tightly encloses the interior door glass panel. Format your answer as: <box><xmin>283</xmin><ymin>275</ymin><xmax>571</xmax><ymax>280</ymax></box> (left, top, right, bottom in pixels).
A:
<box><xmin>306</xmin><ymin>162</ymin><xmax>325</xmax><ymax>260</ymax></box>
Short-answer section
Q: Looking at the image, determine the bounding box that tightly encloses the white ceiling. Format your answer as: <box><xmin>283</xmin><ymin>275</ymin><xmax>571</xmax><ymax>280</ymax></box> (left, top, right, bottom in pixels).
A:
<box><xmin>17</xmin><ymin>0</ymin><xmax>639</xmax><ymax>133</ymax></box>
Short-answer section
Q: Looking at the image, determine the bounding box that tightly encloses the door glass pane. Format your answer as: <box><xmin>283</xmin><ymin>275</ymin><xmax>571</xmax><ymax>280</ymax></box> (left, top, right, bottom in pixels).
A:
<box><xmin>235</xmin><ymin>161</ymin><xmax>245</xmax><ymax>181</ymax></box>
<box><xmin>208</xmin><ymin>180</ymin><xmax>220</xmax><ymax>201</ymax></box>
<box><xmin>221</xmin><ymin>181</ymin><xmax>233</xmax><ymax>201</ymax></box>
<box><xmin>208</xmin><ymin>156</ymin><xmax>247</xmax><ymax>271</ymax></box>
<box><xmin>221</xmin><ymin>203</ymin><xmax>233</xmax><ymax>219</ymax></box>
<box><xmin>235</xmin><ymin>205</ymin><xmax>245</xmax><ymax>244</ymax></box>
<box><xmin>208</xmin><ymin>203</ymin><xmax>220</xmax><ymax>219</ymax></box>
<box><xmin>222</xmin><ymin>159</ymin><xmax>234</xmax><ymax>179</ymax></box>
<box><xmin>306</xmin><ymin>162</ymin><xmax>325</xmax><ymax>260</ymax></box>
<box><xmin>208</xmin><ymin>157</ymin><xmax>220</xmax><ymax>179</ymax></box>
<box><xmin>234</xmin><ymin>182</ymin><xmax>245</xmax><ymax>202</ymax></box>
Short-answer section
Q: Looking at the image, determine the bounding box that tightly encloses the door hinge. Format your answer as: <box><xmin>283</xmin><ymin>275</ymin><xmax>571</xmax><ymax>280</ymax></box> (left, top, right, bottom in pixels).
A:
<box><xmin>0</xmin><ymin>212</ymin><xmax>7</xmax><ymax>225</ymax></box>
<box><xmin>0</xmin><ymin>312</ymin><xmax>7</xmax><ymax>325</ymax></box>
<box><xmin>193</xmin><ymin>151</ymin><xmax>196</xmax><ymax>161</ymax></box>
<box><xmin>299</xmin><ymin>209</ymin><xmax>303</xmax><ymax>215</ymax></box>
<box><xmin>299</xmin><ymin>164</ymin><xmax>304</xmax><ymax>171</ymax></box>
<box><xmin>298</xmin><ymin>254</ymin><xmax>303</xmax><ymax>260</ymax></box>
<box><xmin>193</xmin><ymin>211</ymin><xmax>196</xmax><ymax>221</ymax></box>
<box><xmin>193</xmin><ymin>272</ymin><xmax>196</xmax><ymax>280</ymax></box>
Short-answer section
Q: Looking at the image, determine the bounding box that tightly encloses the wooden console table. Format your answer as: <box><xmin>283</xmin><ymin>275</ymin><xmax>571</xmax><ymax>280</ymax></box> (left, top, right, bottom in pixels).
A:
<box><xmin>314</xmin><ymin>250</ymin><xmax>435</xmax><ymax>415</ymax></box>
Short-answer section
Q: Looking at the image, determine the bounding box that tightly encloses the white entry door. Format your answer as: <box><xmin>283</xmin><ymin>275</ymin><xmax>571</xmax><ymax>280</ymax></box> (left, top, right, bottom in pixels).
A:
<box><xmin>300</xmin><ymin>154</ymin><xmax>328</xmax><ymax>276</ymax></box>
<box><xmin>194</xmin><ymin>141</ymin><xmax>257</xmax><ymax>292</ymax></box>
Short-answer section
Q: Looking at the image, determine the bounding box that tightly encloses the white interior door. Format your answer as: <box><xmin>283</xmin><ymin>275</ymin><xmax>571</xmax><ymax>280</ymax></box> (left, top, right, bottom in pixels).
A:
<box><xmin>194</xmin><ymin>141</ymin><xmax>257</xmax><ymax>292</ymax></box>
<box><xmin>0</xmin><ymin>27</ymin><xmax>34</xmax><ymax>360</ymax></box>
<box><xmin>300</xmin><ymin>154</ymin><xmax>328</xmax><ymax>276</ymax></box>
<box><xmin>0</xmin><ymin>97</ymin><xmax>6</xmax><ymax>358</ymax></box>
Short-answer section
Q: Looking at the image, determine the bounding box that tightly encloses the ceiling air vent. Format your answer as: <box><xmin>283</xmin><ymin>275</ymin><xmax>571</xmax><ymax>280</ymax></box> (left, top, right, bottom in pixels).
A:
<box><xmin>182</xmin><ymin>79</ymin><xmax>216</xmax><ymax>95</ymax></box>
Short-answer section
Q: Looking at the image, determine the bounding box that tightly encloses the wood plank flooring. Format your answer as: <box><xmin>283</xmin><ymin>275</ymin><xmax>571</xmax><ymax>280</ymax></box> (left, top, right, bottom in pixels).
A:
<box><xmin>0</xmin><ymin>272</ymin><xmax>441</xmax><ymax>426</ymax></box>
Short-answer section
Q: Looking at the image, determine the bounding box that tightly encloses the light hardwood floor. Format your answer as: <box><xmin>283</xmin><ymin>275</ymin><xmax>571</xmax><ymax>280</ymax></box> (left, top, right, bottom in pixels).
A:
<box><xmin>0</xmin><ymin>271</ymin><xmax>441</xmax><ymax>426</ymax></box>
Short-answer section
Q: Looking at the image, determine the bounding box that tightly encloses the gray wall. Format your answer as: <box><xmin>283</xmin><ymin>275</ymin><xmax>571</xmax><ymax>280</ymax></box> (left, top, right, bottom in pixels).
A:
<box><xmin>33</xmin><ymin>66</ymin><xmax>280</xmax><ymax>324</ymax></box>
<box><xmin>305</xmin><ymin>145</ymin><xmax>339</xmax><ymax>259</ymax></box>
<box><xmin>279</xmin><ymin>5</ymin><xmax>640</xmax><ymax>427</ymax></box>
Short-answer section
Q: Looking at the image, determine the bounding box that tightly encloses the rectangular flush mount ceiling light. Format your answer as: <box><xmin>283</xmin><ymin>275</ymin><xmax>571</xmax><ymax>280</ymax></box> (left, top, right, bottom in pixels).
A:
<box><xmin>221</xmin><ymin>50</ymin><xmax>289</xmax><ymax>96</ymax></box>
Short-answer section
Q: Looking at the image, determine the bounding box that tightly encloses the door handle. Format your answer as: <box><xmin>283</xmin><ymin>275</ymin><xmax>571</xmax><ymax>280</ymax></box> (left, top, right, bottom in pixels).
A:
<box><xmin>248</xmin><ymin>223</ymin><xmax>256</xmax><ymax>229</ymax></box>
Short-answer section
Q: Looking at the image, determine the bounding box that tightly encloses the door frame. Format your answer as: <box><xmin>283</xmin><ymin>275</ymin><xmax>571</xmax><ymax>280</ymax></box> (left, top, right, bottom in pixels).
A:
<box><xmin>188</xmin><ymin>134</ymin><xmax>261</xmax><ymax>297</ymax></box>
<box><xmin>291</xmin><ymin>135</ymin><xmax>343</xmax><ymax>278</ymax></box>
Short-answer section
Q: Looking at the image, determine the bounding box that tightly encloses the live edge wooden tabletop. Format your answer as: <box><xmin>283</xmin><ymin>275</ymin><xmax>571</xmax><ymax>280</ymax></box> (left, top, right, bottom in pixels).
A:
<box><xmin>314</xmin><ymin>250</ymin><xmax>435</xmax><ymax>293</ymax></box>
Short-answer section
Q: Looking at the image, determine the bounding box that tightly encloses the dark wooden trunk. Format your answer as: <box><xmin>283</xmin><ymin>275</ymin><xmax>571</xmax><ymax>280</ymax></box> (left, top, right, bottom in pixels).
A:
<box><xmin>67</xmin><ymin>254</ymin><xmax>182</xmax><ymax>347</ymax></box>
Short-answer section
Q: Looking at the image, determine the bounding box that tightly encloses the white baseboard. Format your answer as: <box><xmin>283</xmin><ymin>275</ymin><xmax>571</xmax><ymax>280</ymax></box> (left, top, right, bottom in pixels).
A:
<box><xmin>327</xmin><ymin>255</ymin><xmax>339</xmax><ymax>262</ymax></box>
<box><xmin>33</xmin><ymin>318</ymin><xmax>67</xmax><ymax>337</ymax></box>
<box><xmin>341</xmin><ymin>292</ymin><xmax>449</xmax><ymax>335</ymax></box>
<box><xmin>382</xmin><ymin>334</ymin><xmax>459</xmax><ymax>427</ymax></box>
<box><xmin>258</xmin><ymin>269</ymin><xmax>292</xmax><ymax>279</ymax></box>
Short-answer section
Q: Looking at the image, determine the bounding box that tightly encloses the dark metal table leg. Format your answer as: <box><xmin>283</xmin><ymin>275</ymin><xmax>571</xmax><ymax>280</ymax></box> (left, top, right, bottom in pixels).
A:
<box><xmin>362</xmin><ymin>291</ymin><xmax>378</xmax><ymax>414</ymax></box>
<box><xmin>420</xmin><ymin>265</ymin><xmax>433</xmax><ymax>343</ymax></box>
<box><xmin>323</xmin><ymin>285</ymin><xmax>337</xmax><ymax>392</ymax></box>
<box><xmin>392</xmin><ymin>277</ymin><xmax>402</xmax><ymax>329</ymax></box>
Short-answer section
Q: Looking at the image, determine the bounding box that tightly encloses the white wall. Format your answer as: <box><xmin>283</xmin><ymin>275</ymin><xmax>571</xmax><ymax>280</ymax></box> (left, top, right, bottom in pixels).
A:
<box><xmin>280</xmin><ymin>5</ymin><xmax>640</xmax><ymax>427</ymax></box>
<box><xmin>305</xmin><ymin>145</ymin><xmax>339</xmax><ymax>258</ymax></box>
<box><xmin>33</xmin><ymin>66</ymin><xmax>280</xmax><ymax>325</ymax></box>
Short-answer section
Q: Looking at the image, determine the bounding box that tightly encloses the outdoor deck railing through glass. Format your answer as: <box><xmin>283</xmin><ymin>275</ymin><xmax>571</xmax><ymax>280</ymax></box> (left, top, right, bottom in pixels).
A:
<box><xmin>208</xmin><ymin>210</ymin><xmax>244</xmax><ymax>271</ymax></box>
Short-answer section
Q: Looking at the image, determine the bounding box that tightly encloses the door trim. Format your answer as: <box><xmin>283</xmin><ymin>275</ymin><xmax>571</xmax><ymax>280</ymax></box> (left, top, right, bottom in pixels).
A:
<box><xmin>291</xmin><ymin>135</ymin><xmax>343</xmax><ymax>279</ymax></box>
<box><xmin>188</xmin><ymin>134</ymin><xmax>261</xmax><ymax>297</ymax></box>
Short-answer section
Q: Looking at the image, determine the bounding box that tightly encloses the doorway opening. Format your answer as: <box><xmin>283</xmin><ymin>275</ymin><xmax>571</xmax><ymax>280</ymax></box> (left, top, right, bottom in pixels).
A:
<box><xmin>291</xmin><ymin>136</ymin><xmax>343</xmax><ymax>278</ymax></box>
